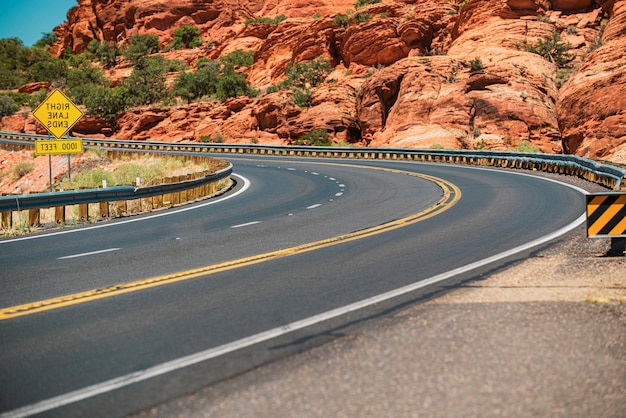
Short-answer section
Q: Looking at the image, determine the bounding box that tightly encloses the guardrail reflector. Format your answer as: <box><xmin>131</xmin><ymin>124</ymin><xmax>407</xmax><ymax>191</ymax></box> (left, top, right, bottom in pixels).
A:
<box><xmin>586</xmin><ymin>193</ymin><xmax>626</xmax><ymax>237</ymax></box>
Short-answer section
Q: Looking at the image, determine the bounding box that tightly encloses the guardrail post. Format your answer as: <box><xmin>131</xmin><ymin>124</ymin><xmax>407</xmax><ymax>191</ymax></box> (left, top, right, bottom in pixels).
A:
<box><xmin>78</xmin><ymin>203</ymin><xmax>88</xmax><ymax>220</ymax></box>
<box><xmin>116</xmin><ymin>200</ymin><xmax>127</xmax><ymax>216</ymax></box>
<box><xmin>1</xmin><ymin>210</ymin><xmax>10</xmax><ymax>229</ymax></box>
<box><xmin>99</xmin><ymin>201</ymin><xmax>109</xmax><ymax>218</ymax></box>
<box><xmin>55</xmin><ymin>205</ymin><xmax>65</xmax><ymax>224</ymax></box>
<box><xmin>28</xmin><ymin>208</ymin><xmax>40</xmax><ymax>227</ymax></box>
<box><xmin>163</xmin><ymin>177</ymin><xmax>172</xmax><ymax>206</ymax></box>
<box><xmin>172</xmin><ymin>176</ymin><xmax>180</xmax><ymax>205</ymax></box>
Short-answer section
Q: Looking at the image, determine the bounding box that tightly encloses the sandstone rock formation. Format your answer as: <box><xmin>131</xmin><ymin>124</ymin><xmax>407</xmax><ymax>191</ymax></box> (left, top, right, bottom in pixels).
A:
<box><xmin>2</xmin><ymin>0</ymin><xmax>625</xmax><ymax>163</ymax></box>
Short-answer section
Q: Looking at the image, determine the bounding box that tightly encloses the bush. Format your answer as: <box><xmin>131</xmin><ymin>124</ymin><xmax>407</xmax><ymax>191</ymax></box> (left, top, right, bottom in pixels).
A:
<box><xmin>0</xmin><ymin>94</ymin><xmax>20</xmax><ymax>117</ymax></box>
<box><xmin>33</xmin><ymin>32</ymin><xmax>58</xmax><ymax>49</ymax></box>
<box><xmin>124</xmin><ymin>34</ymin><xmax>159</xmax><ymax>64</ymax></box>
<box><xmin>352</xmin><ymin>12</ymin><xmax>372</xmax><ymax>23</ymax></box>
<box><xmin>220</xmin><ymin>50</ymin><xmax>254</xmax><ymax>68</ymax></box>
<box><xmin>13</xmin><ymin>161</ymin><xmax>35</xmax><ymax>180</ymax></box>
<box><xmin>469</xmin><ymin>57</ymin><xmax>485</xmax><ymax>72</ymax></box>
<box><xmin>86</xmin><ymin>40</ymin><xmax>119</xmax><ymax>67</ymax></box>
<box><xmin>216</xmin><ymin>67</ymin><xmax>253</xmax><ymax>101</ymax></box>
<box><xmin>516</xmin><ymin>140</ymin><xmax>541</xmax><ymax>153</ymax></box>
<box><xmin>333</xmin><ymin>14</ymin><xmax>350</xmax><ymax>28</ymax></box>
<box><xmin>81</xmin><ymin>84</ymin><xmax>127</xmax><ymax>124</ymax></box>
<box><xmin>173</xmin><ymin>60</ymin><xmax>253</xmax><ymax>103</ymax></box>
<box><xmin>517</xmin><ymin>31</ymin><xmax>574</xmax><ymax>68</ymax></box>
<box><xmin>244</xmin><ymin>15</ymin><xmax>287</xmax><ymax>25</ymax></box>
<box><xmin>355</xmin><ymin>0</ymin><xmax>381</xmax><ymax>8</ymax></box>
<box><xmin>295</xmin><ymin>129</ymin><xmax>332</xmax><ymax>146</ymax></box>
<box><xmin>122</xmin><ymin>56</ymin><xmax>169</xmax><ymax>106</ymax></box>
<box><xmin>170</xmin><ymin>25</ymin><xmax>202</xmax><ymax>49</ymax></box>
<box><xmin>0</xmin><ymin>38</ymin><xmax>29</xmax><ymax>88</ymax></box>
<box><xmin>284</xmin><ymin>56</ymin><xmax>333</xmax><ymax>89</ymax></box>
<box><xmin>292</xmin><ymin>88</ymin><xmax>312</xmax><ymax>107</ymax></box>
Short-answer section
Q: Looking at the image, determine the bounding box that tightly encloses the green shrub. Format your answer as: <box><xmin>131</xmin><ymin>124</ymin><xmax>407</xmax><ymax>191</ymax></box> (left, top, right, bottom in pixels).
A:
<box><xmin>352</xmin><ymin>12</ymin><xmax>372</xmax><ymax>23</ymax></box>
<box><xmin>469</xmin><ymin>57</ymin><xmax>485</xmax><ymax>72</ymax></box>
<box><xmin>33</xmin><ymin>32</ymin><xmax>58</xmax><ymax>49</ymax></box>
<box><xmin>13</xmin><ymin>161</ymin><xmax>35</xmax><ymax>180</ymax></box>
<box><xmin>220</xmin><ymin>50</ymin><xmax>254</xmax><ymax>68</ymax></box>
<box><xmin>0</xmin><ymin>94</ymin><xmax>20</xmax><ymax>117</ymax></box>
<box><xmin>86</xmin><ymin>39</ymin><xmax>119</xmax><ymax>67</ymax></box>
<box><xmin>355</xmin><ymin>0</ymin><xmax>381</xmax><ymax>8</ymax></box>
<box><xmin>122</xmin><ymin>56</ymin><xmax>169</xmax><ymax>106</ymax></box>
<box><xmin>123</xmin><ymin>34</ymin><xmax>159</xmax><ymax>64</ymax></box>
<box><xmin>244</xmin><ymin>15</ymin><xmax>287</xmax><ymax>25</ymax></box>
<box><xmin>173</xmin><ymin>59</ymin><xmax>253</xmax><ymax>103</ymax></box>
<box><xmin>516</xmin><ymin>140</ymin><xmax>541</xmax><ymax>153</ymax></box>
<box><xmin>295</xmin><ymin>129</ymin><xmax>332</xmax><ymax>146</ymax></box>
<box><xmin>517</xmin><ymin>31</ymin><xmax>574</xmax><ymax>68</ymax></box>
<box><xmin>292</xmin><ymin>88</ymin><xmax>312</xmax><ymax>107</ymax></box>
<box><xmin>284</xmin><ymin>56</ymin><xmax>333</xmax><ymax>89</ymax></box>
<box><xmin>216</xmin><ymin>67</ymin><xmax>253</xmax><ymax>101</ymax></box>
<box><xmin>81</xmin><ymin>84</ymin><xmax>127</xmax><ymax>124</ymax></box>
<box><xmin>169</xmin><ymin>25</ymin><xmax>202</xmax><ymax>50</ymax></box>
<box><xmin>333</xmin><ymin>14</ymin><xmax>350</xmax><ymax>28</ymax></box>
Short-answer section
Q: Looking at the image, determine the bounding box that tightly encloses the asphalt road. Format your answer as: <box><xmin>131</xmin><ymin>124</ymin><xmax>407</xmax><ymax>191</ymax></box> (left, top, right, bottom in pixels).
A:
<box><xmin>0</xmin><ymin>157</ymin><xmax>587</xmax><ymax>417</ymax></box>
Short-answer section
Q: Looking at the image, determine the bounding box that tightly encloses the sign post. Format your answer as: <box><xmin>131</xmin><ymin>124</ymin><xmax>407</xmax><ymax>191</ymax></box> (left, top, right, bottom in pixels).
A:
<box><xmin>32</xmin><ymin>89</ymin><xmax>84</xmax><ymax>191</ymax></box>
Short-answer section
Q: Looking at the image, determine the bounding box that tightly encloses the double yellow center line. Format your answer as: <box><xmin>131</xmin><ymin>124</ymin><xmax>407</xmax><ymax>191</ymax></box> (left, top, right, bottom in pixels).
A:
<box><xmin>0</xmin><ymin>166</ymin><xmax>461</xmax><ymax>321</ymax></box>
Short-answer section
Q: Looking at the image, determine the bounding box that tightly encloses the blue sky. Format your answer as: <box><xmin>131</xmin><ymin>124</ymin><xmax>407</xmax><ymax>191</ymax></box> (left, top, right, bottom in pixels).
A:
<box><xmin>0</xmin><ymin>0</ymin><xmax>78</xmax><ymax>46</ymax></box>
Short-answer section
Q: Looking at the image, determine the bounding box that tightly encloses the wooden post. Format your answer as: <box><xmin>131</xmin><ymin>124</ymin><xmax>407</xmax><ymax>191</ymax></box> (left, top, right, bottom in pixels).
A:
<box><xmin>28</xmin><ymin>208</ymin><xmax>40</xmax><ymax>227</ymax></box>
<box><xmin>172</xmin><ymin>176</ymin><xmax>180</xmax><ymax>205</ymax></box>
<box><xmin>1</xmin><ymin>211</ymin><xmax>11</xmax><ymax>229</ymax></box>
<box><xmin>78</xmin><ymin>203</ymin><xmax>88</xmax><ymax>220</ymax></box>
<box><xmin>99</xmin><ymin>201</ymin><xmax>109</xmax><ymax>218</ymax></box>
<box><xmin>55</xmin><ymin>205</ymin><xmax>65</xmax><ymax>224</ymax></box>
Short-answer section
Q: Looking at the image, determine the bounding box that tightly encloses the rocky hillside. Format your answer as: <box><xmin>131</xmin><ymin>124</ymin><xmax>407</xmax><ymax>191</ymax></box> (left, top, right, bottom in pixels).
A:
<box><xmin>3</xmin><ymin>0</ymin><xmax>625</xmax><ymax>162</ymax></box>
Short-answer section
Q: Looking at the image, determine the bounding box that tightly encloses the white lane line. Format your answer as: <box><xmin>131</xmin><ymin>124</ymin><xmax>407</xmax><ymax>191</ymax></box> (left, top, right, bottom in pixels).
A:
<box><xmin>0</xmin><ymin>174</ymin><xmax>251</xmax><ymax>244</ymax></box>
<box><xmin>335</xmin><ymin>192</ymin><xmax>344</xmax><ymax>197</ymax></box>
<box><xmin>310</xmin><ymin>172</ymin><xmax>319</xmax><ymax>176</ymax></box>
<box><xmin>306</xmin><ymin>204</ymin><xmax>322</xmax><ymax>209</ymax></box>
<box><xmin>231</xmin><ymin>221</ymin><xmax>261</xmax><ymax>229</ymax></box>
<box><xmin>3</xmin><ymin>212</ymin><xmax>587</xmax><ymax>418</ymax></box>
<box><xmin>57</xmin><ymin>248</ymin><xmax>121</xmax><ymax>260</ymax></box>
<box><xmin>287</xmin><ymin>168</ymin><xmax>297</xmax><ymax>171</ymax></box>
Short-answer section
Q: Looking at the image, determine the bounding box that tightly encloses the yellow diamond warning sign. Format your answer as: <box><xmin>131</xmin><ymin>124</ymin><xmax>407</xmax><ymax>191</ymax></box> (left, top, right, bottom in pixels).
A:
<box><xmin>33</xmin><ymin>89</ymin><xmax>84</xmax><ymax>139</ymax></box>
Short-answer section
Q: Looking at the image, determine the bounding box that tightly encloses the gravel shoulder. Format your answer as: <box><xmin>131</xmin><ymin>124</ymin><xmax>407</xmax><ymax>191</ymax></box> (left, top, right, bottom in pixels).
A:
<box><xmin>130</xmin><ymin>174</ymin><xmax>624</xmax><ymax>417</ymax></box>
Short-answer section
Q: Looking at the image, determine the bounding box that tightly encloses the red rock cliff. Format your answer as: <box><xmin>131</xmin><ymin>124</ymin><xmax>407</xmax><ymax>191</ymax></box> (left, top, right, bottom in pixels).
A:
<box><xmin>4</xmin><ymin>0</ymin><xmax>625</xmax><ymax>163</ymax></box>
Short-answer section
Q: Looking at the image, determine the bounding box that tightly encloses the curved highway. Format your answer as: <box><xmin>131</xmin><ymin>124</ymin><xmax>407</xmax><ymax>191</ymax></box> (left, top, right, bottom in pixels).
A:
<box><xmin>0</xmin><ymin>156</ymin><xmax>587</xmax><ymax>417</ymax></box>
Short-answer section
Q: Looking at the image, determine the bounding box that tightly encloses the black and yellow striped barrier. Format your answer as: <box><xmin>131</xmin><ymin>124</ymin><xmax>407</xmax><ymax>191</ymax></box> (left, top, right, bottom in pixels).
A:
<box><xmin>586</xmin><ymin>193</ymin><xmax>626</xmax><ymax>256</ymax></box>
<box><xmin>586</xmin><ymin>193</ymin><xmax>626</xmax><ymax>237</ymax></box>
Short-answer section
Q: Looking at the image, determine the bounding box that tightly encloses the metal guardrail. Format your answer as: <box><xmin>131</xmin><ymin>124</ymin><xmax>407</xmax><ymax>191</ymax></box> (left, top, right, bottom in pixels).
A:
<box><xmin>0</xmin><ymin>166</ymin><xmax>232</xmax><ymax>212</ymax></box>
<box><xmin>2</xmin><ymin>131</ymin><xmax>626</xmax><ymax>192</ymax></box>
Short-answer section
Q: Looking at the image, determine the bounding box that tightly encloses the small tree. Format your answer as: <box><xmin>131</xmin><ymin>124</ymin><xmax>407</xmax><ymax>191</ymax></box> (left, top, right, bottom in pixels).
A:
<box><xmin>81</xmin><ymin>84</ymin><xmax>127</xmax><ymax>125</ymax></box>
<box><xmin>216</xmin><ymin>65</ymin><xmax>253</xmax><ymax>101</ymax></box>
<box><xmin>0</xmin><ymin>95</ymin><xmax>20</xmax><ymax>117</ymax></box>
<box><xmin>122</xmin><ymin>56</ymin><xmax>169</xmax><ymax>106</ymax></box>
<box><xmin>86</xmin><ymin>39</ymin><xmax>119</xmax><ymax>67</ymax></box>
<box><xmin>170</xmin><ymin>25</ymin><xmax>202</xmax><ymax>50</ymax></box>
<box><xmin>284</xmin><ymin>56</ymin><xmax>333</xmax><ymax>89</ymax></box>
<box><xmin>124</xmin><ymin>34</ymin><xmax>159</xmax><ymax>65</ymax></box>
<box><xmin>517</xmin><ymin>31</ymin><xmax>574</xmax><ymax>68</ymax></box>
<box><xmin>33</xmin><ymin>32</ymin><xmax>58</xmax><ymax>49</ymax></box>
